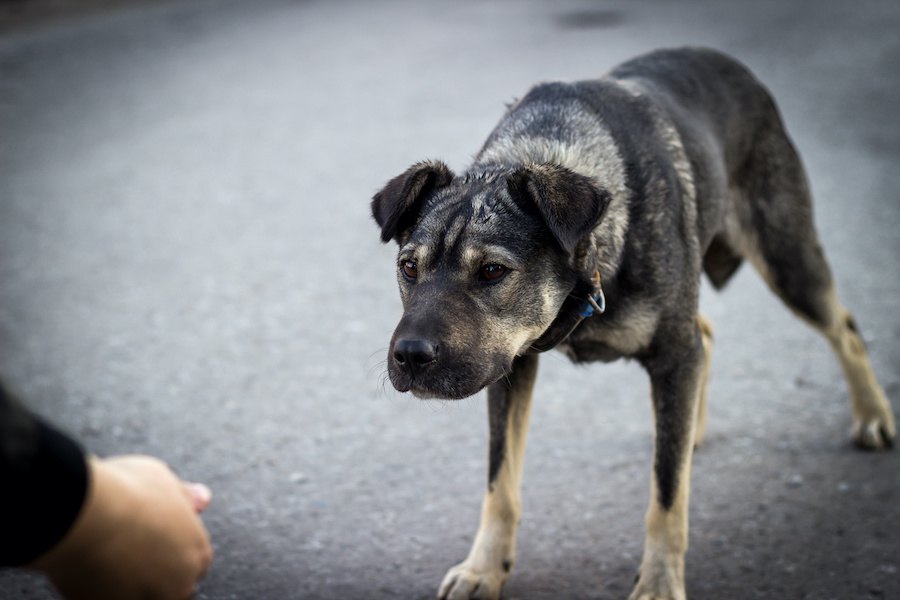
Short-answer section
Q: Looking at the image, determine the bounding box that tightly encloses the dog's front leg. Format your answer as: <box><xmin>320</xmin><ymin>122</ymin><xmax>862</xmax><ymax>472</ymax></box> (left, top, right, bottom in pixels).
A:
<box><xmin>438</xmin><ymin>354</ymin><xmax>538</xmax><ymax>600</ymax></box>
<box><xmin>630</xmin><ymin>331</ymin><xmax>704</xmax><ymax>600</ymax></box>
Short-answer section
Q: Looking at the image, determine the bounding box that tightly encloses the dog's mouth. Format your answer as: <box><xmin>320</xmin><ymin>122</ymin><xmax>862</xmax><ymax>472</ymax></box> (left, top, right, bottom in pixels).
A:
<box><xmin>387</xmin><ymin>355</ymin><xmax>507</xmax><ymax>400</ymax></box>
<box><xmin>392</xmin><ymin>376</ymin><xmax>488</xmax><ymax>401</ymax></box>
<box><xmin>409</xmin><ymin>386</ymin><xmax>441</xmax><ymax>400</ymax></box>
<box><xmin>389</xmin><ymin>377</ymin><xmax>434</xmax><ymax>398</ymax></box>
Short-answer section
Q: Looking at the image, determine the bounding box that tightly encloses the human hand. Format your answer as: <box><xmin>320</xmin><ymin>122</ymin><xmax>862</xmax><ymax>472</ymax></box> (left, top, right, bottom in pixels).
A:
<box><xmin>31</xmin><ymin>455</ymin><xmax>213</xmax><ymax>600</ymax></box>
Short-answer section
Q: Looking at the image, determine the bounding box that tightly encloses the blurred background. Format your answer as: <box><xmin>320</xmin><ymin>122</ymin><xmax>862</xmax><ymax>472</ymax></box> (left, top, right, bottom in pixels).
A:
<box><xmin>1</xmin><ymin>0</ymin><xmax>898</xmax><ymax>598</ymax></box>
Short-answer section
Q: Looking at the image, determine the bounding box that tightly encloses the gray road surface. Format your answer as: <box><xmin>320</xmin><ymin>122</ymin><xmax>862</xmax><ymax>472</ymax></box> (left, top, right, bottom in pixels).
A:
<box><xmin>1</xmin><ymin>1</ymin><xmax>899</xmax><ymax>598</ymax></box>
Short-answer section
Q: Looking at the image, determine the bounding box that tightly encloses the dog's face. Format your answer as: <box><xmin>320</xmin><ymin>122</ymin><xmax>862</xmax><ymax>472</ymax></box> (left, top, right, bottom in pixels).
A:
<box><xmin>372</xmin><ymin>160</ymin><xmax>608</xmax><ymax>399</ymax></box>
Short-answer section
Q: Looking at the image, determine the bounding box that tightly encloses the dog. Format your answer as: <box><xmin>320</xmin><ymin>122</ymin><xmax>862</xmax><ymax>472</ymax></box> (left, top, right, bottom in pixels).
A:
<box><xmin>370</xmin><ymin>47</ymin><xmax>896</xmax><ymax>600</ymax></box>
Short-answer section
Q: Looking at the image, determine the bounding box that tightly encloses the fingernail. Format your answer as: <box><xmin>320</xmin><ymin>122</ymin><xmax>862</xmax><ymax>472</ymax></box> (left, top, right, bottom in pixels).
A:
<box><xmin>188</xmin><ymin>482</ymin><xmax>212</xmax><ymax>510</ymax></box>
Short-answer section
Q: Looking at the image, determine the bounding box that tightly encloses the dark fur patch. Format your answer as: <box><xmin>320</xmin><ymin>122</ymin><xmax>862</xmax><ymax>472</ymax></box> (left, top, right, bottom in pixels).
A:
<box><xmin>703</xmin><ymin>234</ymin><xmax>743</xmax><ymax>289</ymax></box>
<box><xmin>650</xmin><ymin>388</ymin><xmax>687</xmax><ymax>511</ymax></box>
<box><xmin>654</xmin><ymin>437</ymin><xmax>681</xmax><ymax>510</ymax></box>
<box><xmin>487</xmin><ymin>388</ymin><xmax>509</xmax><ymax>487</ymax></box>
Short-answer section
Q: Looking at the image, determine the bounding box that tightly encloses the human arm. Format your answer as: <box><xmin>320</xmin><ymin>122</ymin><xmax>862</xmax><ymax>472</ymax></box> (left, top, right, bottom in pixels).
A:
<box><xmin>31</xmin><ymin>455</ymin><xmax>214</xmax><ymax>600</ymax></box>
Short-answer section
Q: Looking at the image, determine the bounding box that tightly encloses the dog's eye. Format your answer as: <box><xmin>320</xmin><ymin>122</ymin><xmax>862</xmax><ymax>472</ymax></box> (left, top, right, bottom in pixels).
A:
<box><xmin>401</xmin><ymin>259</ymin><xmax>418</xmax><ymax>281</ymax></box>
<box><xmin>479</xmin><ymin>264</ymin><xmax>508</xmax><ymax>282</ymax></box>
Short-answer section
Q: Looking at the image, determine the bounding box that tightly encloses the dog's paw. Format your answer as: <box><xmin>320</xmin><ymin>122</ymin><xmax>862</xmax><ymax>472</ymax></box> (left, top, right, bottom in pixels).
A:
<box><xmin>852</xmin><ymin>414</ymin><xmax>895</xmax><ymax>450</ymax></box>
<box><xmin>628</xmin><ymin>592</ymin><xmax>685</xmax><ymax>600</ymax></box>
<box><xmin>437</xmin><ymin>560</ymin><xmax>507</xmax><ymax>600</ymax></box>
<box><xmin>846</xmin><ymin>367</ymin><xmax>895</xmax><ymax>451</ymax></box>
<box><xmin>627</xmin><ymin>579</ymin><xmax>687</xmax><ymax>600</ymax></box>
<box><xmin>627</xmin><ymin>557</ymin><xmax>686</xmax><ymax>600</ymax></box>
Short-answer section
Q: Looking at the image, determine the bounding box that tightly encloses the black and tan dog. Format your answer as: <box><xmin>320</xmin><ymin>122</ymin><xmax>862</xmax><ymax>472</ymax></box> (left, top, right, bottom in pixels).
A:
<box><xmin>371</xmin><ymin>47</ymin><xmax>895</xmax><ymax>600</ymax></box>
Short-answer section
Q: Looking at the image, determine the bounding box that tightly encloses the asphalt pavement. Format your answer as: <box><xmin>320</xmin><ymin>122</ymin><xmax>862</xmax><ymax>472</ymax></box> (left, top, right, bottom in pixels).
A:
<box><xmin>1</xmin><ymin>1</ymin><xmax>898</xmax><ymax>598</ymax></box>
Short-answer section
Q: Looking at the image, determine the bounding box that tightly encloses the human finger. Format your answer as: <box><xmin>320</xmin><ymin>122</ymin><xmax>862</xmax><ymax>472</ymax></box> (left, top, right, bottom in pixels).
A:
<box><xmin>183</xmin><ymin>482</ymin><xmax>212</xmax><ymax>513</ymax></box>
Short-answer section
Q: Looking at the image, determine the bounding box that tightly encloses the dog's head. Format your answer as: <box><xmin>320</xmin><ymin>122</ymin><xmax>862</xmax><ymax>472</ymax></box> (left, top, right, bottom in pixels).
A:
<box><xmin>372</xmin><ymin>160</ymin><xmax>609</xmax><ymax>399</ymax></box>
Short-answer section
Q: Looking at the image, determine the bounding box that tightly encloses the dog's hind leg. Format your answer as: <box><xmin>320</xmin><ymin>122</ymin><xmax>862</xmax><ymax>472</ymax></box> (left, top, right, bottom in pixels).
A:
<box><xmin>739</xmin><ymin>123</ymin><xmax>895</xmax><ymax>450</ymax></box>
<box><xmin>693</xmin><ymin>315</ymin><xmax>714</xmax><ymax>448</ymax></box>
<box><xmin>438</xmin><ymin>354</ymin><xmax>537</xmax><ymax>600</ymax></box>
<box><xmin>775</xmin><ymin>282</ymin><xmax>894</xmax><ymax>450</ymax></box>
<box><xmin>630</xmin><ymin>320</ymin><xmax>705</xmax><ymax>600</ymax></box>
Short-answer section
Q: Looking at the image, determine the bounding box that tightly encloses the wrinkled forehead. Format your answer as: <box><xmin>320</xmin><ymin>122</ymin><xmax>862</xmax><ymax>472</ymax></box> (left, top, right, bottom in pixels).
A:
<box><xmin>402</xmin><ymin>180</ymin><xmax>543</xmax><ymax>266</ymax></box>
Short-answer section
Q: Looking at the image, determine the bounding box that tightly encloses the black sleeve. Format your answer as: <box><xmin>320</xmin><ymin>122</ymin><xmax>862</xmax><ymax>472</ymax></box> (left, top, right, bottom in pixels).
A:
<box><xmin>0</xmin><ymin>379</ymin><xmax>89</xmax><ymax>567</ymax></box>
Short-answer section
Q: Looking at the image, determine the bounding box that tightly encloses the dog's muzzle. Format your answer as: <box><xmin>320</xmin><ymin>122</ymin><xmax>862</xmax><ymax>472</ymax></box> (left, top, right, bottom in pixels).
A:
<box><xmin>387</xmin><ymin>333</ymin><xmax>501</xmax><ymax>399</ymax></box>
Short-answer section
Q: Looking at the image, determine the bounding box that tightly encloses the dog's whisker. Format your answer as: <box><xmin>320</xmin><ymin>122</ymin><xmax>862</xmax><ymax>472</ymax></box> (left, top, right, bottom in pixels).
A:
<box><xmin>367</xmin><ymin>357</ymin><xmax>389</xmax><ymax>379</ymax></box>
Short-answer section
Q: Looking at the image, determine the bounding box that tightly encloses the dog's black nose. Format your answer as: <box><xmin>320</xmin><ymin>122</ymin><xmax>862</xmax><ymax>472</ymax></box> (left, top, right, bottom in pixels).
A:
<box><xmin>393</xmin><ymin>339</ymin><xmax>438</xmax><ymax>373</ymax></box>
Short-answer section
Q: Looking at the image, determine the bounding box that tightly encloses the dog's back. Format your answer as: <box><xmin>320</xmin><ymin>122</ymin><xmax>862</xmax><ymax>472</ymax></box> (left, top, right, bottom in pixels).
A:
<box><xmin>473</xmin><ymin>47</ymin><xmax>805</xmax><ymax>305</ymax></box>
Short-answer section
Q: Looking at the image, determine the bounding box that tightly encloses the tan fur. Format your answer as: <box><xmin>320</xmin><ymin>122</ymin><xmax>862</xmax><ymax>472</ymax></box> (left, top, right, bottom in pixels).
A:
<box><xmin>630</xmin><ymin>473</ymin><xmax>691</xmax><ymax>600</ymax></box>
<box><xmin>819</xmin><ymin>289</ymin><xmax>896</xmax><ymax>449</ymax></box>
<box><xmin>694</xmin><ymin>315</ymin><xmax>714</xmax><ymax>447</ymax></box>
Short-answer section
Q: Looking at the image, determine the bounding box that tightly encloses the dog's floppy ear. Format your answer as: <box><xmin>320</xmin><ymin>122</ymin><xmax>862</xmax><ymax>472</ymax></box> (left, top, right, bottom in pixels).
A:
<box><xmin>506</xmin><ymin>163</ymin><xmax>610</xmax><ymax>254</ymax></box>
<box><xmin>372</xmin><ymin>160</ymin><xmax>455</xmax><ymax>244</ymax></box>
